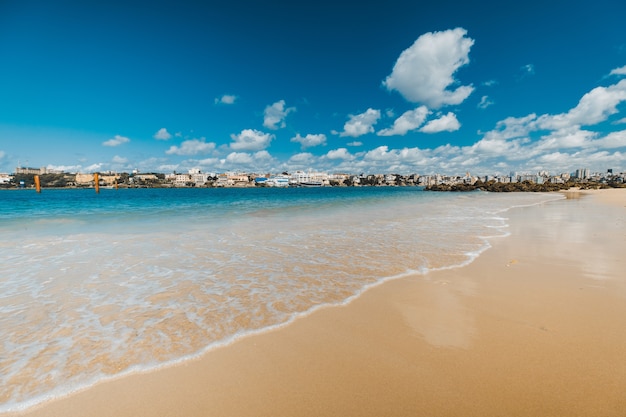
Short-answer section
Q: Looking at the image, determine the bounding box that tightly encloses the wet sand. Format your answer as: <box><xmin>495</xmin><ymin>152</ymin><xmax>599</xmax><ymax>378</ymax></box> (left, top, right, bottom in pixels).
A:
<box><xmin>13</xmin><ymin>189</ymin><xmax>626</xmax><ymax>417</ymax></box>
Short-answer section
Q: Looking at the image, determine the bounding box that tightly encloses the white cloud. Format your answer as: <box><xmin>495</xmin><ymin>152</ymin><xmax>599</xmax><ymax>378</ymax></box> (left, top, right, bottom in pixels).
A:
<box><xmin>222</xmin><ymin>150</ymin><xmax>274</xmax><ymax>170</ymax></box>
<box><xmin>536</xmin><ymin>79</ymin><xmax>626</xmax><ymax>129</ymax></box>
<box><xmin>521</xmin><ymin>64</ymin><xmax>535</xmax><ymax>76</ymax></box>
<box><xmin>84</xmin><ymin>163</ymin><xmax>103</xmax><ymax>172</ymax></box>
<box><xmin>111</xmin><ymin>155</ymin><xmax>128</xmax><ymax>164</ymax></box>
<box><xmin>291</xmin><ymin>133</ymin><xmax>327</xmax><ymax>149</ymax></box>
<box><xmin>225</xmin><ymin>152</ymin><xmax>253</xmax><ymax>164</ymax></box>
<box><xmin>383</xmin><ymin>28</ymin><xmax>474</xmax><ymax>108</ymax></box>
<box><xmin>194</xmin><ymin>157</ymin><xmax>220</xmax><ymax>167</ymax></box>
<box><xmin>289</xmin><ymin>152</ymin><xmax>314</xmax><ymax>163</ymax></box>
<box><xmin>102</xmin><ymin>135</ymin><xmax>130</xmax><ymax>147</ymax></box>
<box><xmin>253</xmin><ymin>150</ymin><xmax>272</xmax><ymax>161</ymax></box>
<box><xmin>609</xmin><ymin>65</ymin><xmax>626</xmax><ymax>76</ymax></box>
<box><xmin>590</xmin><ymin>129</ymin><xmax>626</xmax><ymax>149</ymax></box>
<box><xmin>420</xmin><ymin>112</ymin><xmax>461</xmax><ymax>133</ymax></box>
<box><xmin>477</xmin><ymin>95</ymin><xmax>494</xmax><ymax>109</ymax></box>
<box><xmin>339</xmin><ymin>108</ymin><xmax>381</xmax><ymax>137</ymax></box>
<box><xmin>230</xmin><ymin>129</ymin><xmax>274</xmax><ymax>151</ymax></box>
<box><xmin>263</xmin><ymin>100</ymin><xmax>295</xmax><ymax>130</ymax></box>
<box><xmin>215</xmin><ymin>94</ymin><xmax>237</xmax><ymax>105</ymax></box>
<box><xmin>46</xmin><ymin>164</ymin><xmax>83</xmax><ymax>173</ymax></box>
<box><xmin>154</xmin><ymin>128</ymin><xmax>172</xmax><ymax>140</ymax></box>
<box><xmin>347</xmin><ymin>141</ymin><xmax>362</xmax><ymax>147</ymax></box>
<box><xmin>533</xmin><ymin>127</ymin><xmax>598</xmax><ymax>151</ymax></box>
<box><xmin>166</xmin><ymin>138</ymin><xmax>216</xmax><ymax>155</ymax></box>
<box><xmin>377</xmin><ymin>106</ymin><xmax>430</xmax><ymax>136</ymax></box>
<box><xmin>325</xmin><ymin>148</ymin><xmax>353</xmax><ymax>160</ymax></box>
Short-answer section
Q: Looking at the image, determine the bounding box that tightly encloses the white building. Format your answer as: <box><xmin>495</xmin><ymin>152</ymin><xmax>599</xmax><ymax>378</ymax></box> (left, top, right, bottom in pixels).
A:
<box><xmin>290</xmin><ymin>170</ymin><xmax>329</xmax><ymax>186</ymax></box>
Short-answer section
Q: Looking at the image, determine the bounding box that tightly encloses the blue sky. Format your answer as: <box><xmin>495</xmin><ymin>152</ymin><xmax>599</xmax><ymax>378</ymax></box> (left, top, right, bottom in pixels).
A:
<box><xmin>1</xmin><ymin>0</ymin><xmax>626</xmax><ymax>175</ymax></box>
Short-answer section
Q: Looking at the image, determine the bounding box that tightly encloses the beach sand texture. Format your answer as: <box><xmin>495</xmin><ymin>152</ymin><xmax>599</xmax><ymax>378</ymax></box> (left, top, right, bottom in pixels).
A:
<box><xmin>12</xmin><ymin>189</ymin><xmax>626</xmax><ymax>417</ymax></box>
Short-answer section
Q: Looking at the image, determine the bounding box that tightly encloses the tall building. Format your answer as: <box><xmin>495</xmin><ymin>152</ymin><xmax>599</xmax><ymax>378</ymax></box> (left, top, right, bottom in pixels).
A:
<box><xmin>575</xmin><ymin>168</ymin><xmax>590</xmax><ymax>179</ymax></box>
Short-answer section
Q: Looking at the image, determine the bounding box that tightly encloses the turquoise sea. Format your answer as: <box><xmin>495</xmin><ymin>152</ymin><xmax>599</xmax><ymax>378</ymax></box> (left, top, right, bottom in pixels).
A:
<box><xmin>0</xmin><ymin>187</ymin><xmax>562</xmax><ymax>412</ymax></box>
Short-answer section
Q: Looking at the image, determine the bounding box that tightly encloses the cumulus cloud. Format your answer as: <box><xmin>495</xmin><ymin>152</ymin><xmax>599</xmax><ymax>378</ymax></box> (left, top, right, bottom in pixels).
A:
<box><xmin>347</xmin><ymin>141</ymin><xmax>363</xmax><ymax>147</ymax></box>
<box><xmin>477</xmin><ymin>95</ymin><xmax>494</xmax><ymax>109</ymax></box>
<box><xmin>215</xmin><ymin>94</ymin><xmax>237</xmax><ymax>105</ymax></box>
<box><xmin>383</xmin><ymin>28</ymin><xmax>475</xmax><ymax>108</ymax></box>
<box><xmin>153</xmin><ymin>128</ymin><xmax>172</xmax><ymax>140</ymax></box>
<box><xmin>222</xmin><ymin>150</ymin><xmax>274</xmax><ymax>170</ymax></box>
<box><xmin>84</xmin><ymin>163</ymin><xmax>103</xmax><ymax>172</ymax></box>
<box><xmin>325</xmin><ymin>148</ymin><xmax>353</xmax><ymax>160</ymax></box>
<box><xmin>230</xmin><ymin>129</ymin><xmax>274</xmax><ymax>151</ymax></box>
<box><xmin>263</xmin><ymin>100</ymin><xmax>296</xmax><ymax>130</ymax></box>
<box><xmin>291</xmin><ymin>133</ymin><xmax>327</xmax><ymax>149</ymax></box>
<box><xmin>377</xmin><ymin>106</ymin><xmax>430</xmax><ymax>136</ymax></box>
<box><xmin>225</xmin><ymin>152</ymin><xmax>253</xmax><ymax>164</ymax></box>
<box><xmin>609</xmin><ymin>65</ymin><xmax>626</xmax><ymax>76</ymax></box>
<box><xmin>338</xmin><ymin>108</ymin><xmax>381</xmax><ymax>137</ymax></box>
<box><xmin>289</xmin><ymin>152</ymin><xmax>314</xmax><ymax>163</ymax></box>
<box><xmin>420</xmin><ymin>112</ymin><xmax>461</xmax><ymax>133</ymax></box>
<box><xmin>102</xmin><ymin>135</ymin><xmax>130</xmax><ymax>147</ymax></box>
<box><xmin>166</xmin><ymin>138</ymin><xmax>216</xmax><ymax>155</ymax></box>
<box><xmin>536</xmin><ymin>79</ymin><xmax>626</xmax><ymax>129</ymax></box>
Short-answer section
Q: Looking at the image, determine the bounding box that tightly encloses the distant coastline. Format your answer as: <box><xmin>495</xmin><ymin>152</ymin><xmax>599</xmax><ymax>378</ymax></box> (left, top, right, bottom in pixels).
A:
<box><xmin>2</xmin><ymin>169</ymin><xmax>625</xmax><ymax>191</ymax></box>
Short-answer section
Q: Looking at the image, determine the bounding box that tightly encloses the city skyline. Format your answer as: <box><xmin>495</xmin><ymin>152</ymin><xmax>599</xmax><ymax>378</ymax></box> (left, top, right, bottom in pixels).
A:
<box><xmin>1</xmin><ymin>0</ymin><xmax>626</xmax><ymax>175</ymax></box>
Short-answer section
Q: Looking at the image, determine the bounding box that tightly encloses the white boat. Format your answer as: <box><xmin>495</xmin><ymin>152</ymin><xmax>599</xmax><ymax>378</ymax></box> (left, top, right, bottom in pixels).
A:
<box><xmin>265</xmin><ymin>175</ymin><xmax>290</xmax><ymax>187</ymax></box>
<box><xmin>296</xmin><ymin>181</ymin><xmax>323</xmax><ymax>187</ymax></box>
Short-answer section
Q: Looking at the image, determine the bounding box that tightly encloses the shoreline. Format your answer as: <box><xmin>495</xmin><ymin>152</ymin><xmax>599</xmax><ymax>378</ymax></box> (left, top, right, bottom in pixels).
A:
<box><xmin>10</xmin><ymin>189</ymin><xmax>626</xmax><ymax>417</ymax></box>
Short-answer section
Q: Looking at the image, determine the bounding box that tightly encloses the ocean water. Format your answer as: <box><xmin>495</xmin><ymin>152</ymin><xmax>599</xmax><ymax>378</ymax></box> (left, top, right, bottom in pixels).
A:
<box><xmin>0</xmin><ymin>187</ymin><xmax>562</xmax><ymax>412</ymax></box>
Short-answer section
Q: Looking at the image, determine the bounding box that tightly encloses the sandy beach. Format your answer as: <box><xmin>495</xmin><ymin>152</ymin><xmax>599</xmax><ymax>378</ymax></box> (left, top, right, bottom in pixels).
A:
<box><xmin>12</xmin><ymin>189</ymin><xmax>626</xmax><ymax>417</ymax></box>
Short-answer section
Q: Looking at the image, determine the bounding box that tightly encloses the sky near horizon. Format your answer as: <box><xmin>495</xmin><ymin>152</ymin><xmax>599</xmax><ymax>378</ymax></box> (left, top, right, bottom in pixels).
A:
<box><xmin>1</xmin><ymin>0</ymin><xmax>626</xmax><ymax>175</ymax></box>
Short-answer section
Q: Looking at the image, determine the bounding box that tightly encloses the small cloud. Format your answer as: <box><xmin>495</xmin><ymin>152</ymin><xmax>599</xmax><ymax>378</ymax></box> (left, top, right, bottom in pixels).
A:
<box><xmin>377</xmin><ymin>106</ymin><xmax>430</xmax><ymax>136</ymax></box>
<box><xmin>230</xmin><ymin>129</ymin><xmax>274</xmax><ymax>151</ymax></box>
<box><xmin>383</xmin><ymin>28</ymin><xmax>475</xmax><ymax>108</ymax></box>
<box><xmin>215</xmin><ymin>94</ymin><xmax>237</xmax><ymax>105</ymax></box>
<box><xmin>153</xmin><ymin>128</ymin><xmax>172</xmax><ymax>140</ymax></box>
<box><xmin>289</xmin><ymin>152</ymin><xmax>314</xmax><ymax>163</ymax></box>
<box><xmin>338</xmin><ymin>108</ymin><xmax>381</xmax><ymax>137</ymax></box>
<box><xmin>609</xmin><ymin>65</ymin><xmax>626</xmax><ymax>76</ymax></box>
<box><xmin>325</xmin><ymin>148</ymin><xmax>353</xmax><ymax>160</ymax></box>
<box><xmin>482</xmin><ymin>79</ymin><xmax>498</xmax><ymax>87</ymax></box>
<box><xmin>420</xmin><ymin>112</ymin><xmax>461</xmax><ymax>133</ymax></box>
<box><xmin>291</xmin><ymin>133</ymin><xmax>327</xmax><ymax>149</ymax></box>
<box><xmin>517</xmin><ymin>64</ymin><xmax>535</xmax><ymax>81</ymax></box>
<box><xmin>175</xmin><ymin>132</ymin><xmax>182</xmax><ymax>137</ymax></box>
<box><xmin>477</xmin><ymin>95</ymin><xmax>494</xmax><ymax>109</ymax></box>
<box><xmin>347</xmin><ymin>141</ymin><xmax>363</xmax><ymax>147</ymax></box>
<box><xmin>263</xmin><ymin>100</ymin><xmax>296</xmax><ymax>130</ymax></box>
<box><xmin>84</xmin><ymin>163</ymin><xmax>103</xmax><ymax>172</ymax></box>
<box><xmin>102</xmin><ymin>135</ymin><xmax>130</xmax><ymax>147</ymax></box>
<box><xmin>166</xmin><ymin>138</ymin><xmax>216</xmax><ymax>155</ymax></box>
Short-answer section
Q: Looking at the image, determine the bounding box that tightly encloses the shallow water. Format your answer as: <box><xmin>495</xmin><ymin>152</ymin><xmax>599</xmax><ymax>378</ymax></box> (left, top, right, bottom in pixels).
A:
<box><xmin>0</xmin><ymin>187</ymin><xmax>562</xmax><ymax>412</ymax></box>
